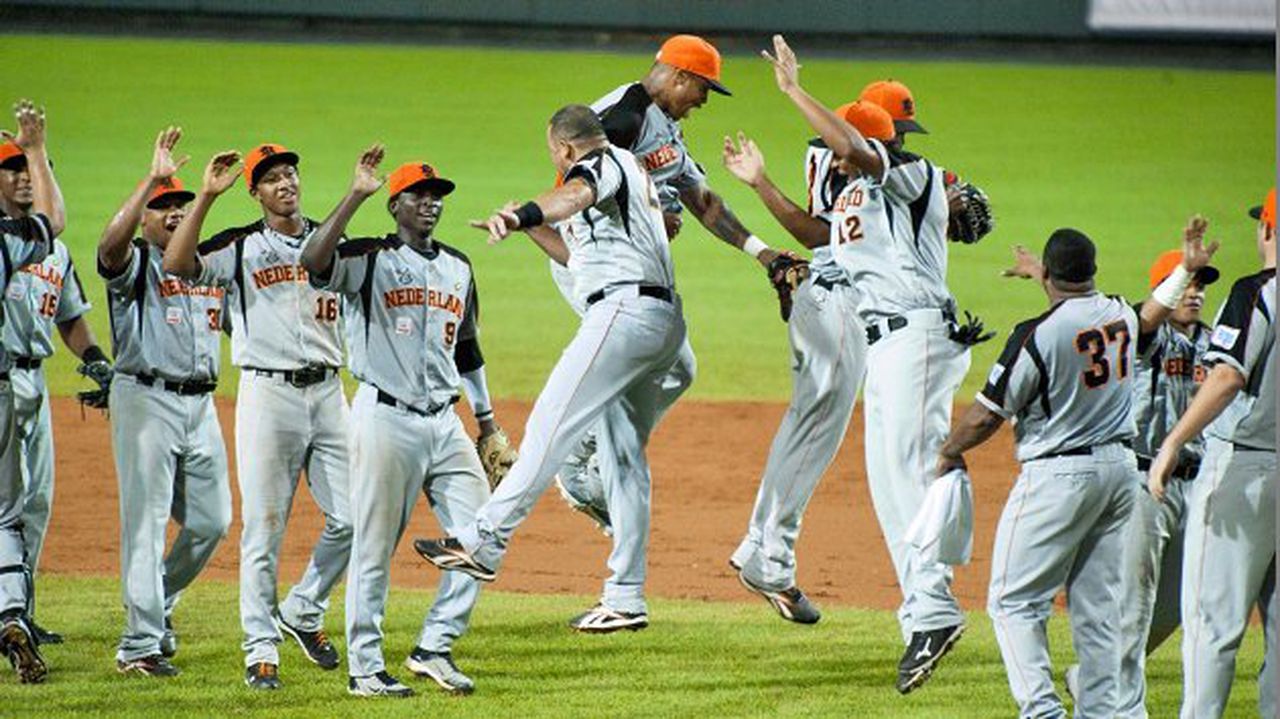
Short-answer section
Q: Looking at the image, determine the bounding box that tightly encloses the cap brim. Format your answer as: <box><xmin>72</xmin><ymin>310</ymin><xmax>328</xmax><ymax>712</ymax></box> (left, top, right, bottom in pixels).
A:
<box><xmin>704</xmin><ymin>76</ymin><xmax>732</xmax><ymax>96</ymax></box>
<box><xmin>1195</xmin><ymin>266</ymin><xmax>1220</xmax><ymax>286</ymax></box>
<box><xmin>395</xmin><ymin>177</ymin><xmax>456</xmax><ymax>199</ymax></box>
<box><xmin>0</xmin><ymin>156</ymin><xmax>25</xmax><ymax>171</ymax></box>
<box><xmin>146</xmin><ymin>190</ymin><xmax>195</xmax><ymax>209</ymax></box>
<box><xmin>894</xmin><ymin>118</ymin><xmax>927</xmax><ymax>135</ymax></box>
<box><xmin>250</xmin><ymin>151</ymin><xmax>300</xmax><ymax>186</ymax></box>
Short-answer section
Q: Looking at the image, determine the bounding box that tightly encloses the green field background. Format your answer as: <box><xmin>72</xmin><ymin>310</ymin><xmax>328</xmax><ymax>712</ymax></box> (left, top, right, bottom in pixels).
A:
<box><xmin>3</xmin><ymin>34</ymin><xmax>1274</xmax><ymax>400</ymax></box>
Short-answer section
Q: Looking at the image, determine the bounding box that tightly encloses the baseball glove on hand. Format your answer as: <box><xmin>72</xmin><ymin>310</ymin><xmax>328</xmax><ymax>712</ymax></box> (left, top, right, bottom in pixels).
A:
<box><xmin>950</xmin><ymin>310</ymin><xmax>996</xmax><ymax>347</ymax></box>
<box><xmin>767</xmin><ymin>253</ymin><xmax>810</xmax><ymax>322</ymax></box>
<box><xmin>477</xmin><ymin>428</ymin><xmax>517</xmax><ymax>491</ymax></box>
<box><xmin>76</xmin><ymin>359</ymin><xmax>114</xmax><ymax>411</ymax></box>
<box><xmin>946</xmin><ymin>182</ymin><xmax>994</xmax><ymax>244</ymax></box>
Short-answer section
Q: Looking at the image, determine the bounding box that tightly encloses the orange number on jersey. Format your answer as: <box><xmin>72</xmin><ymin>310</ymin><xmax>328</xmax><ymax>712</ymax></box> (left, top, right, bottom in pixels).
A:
<box><xmin>443</xmin><ymin>321</ymin><xmax>457</xmax><ymax>348</ymax></box>
<box><xmin>839</xmin><ymin>215</ymin><xmax>865</xmax><ymax>244</ymax></box>
<box><xmin>37</xmin><ymin>292</ymin><xmax>57</xmax><ymax>318</ymax></box>
<box><xmin>314</xmin><ymin>297</ymin><xmax>338</xmax><ymax>322</ymax></box>
<box><xmin>1074</xmin><ymin>320</ymin><xmax>1130</xmax><ymax>389</ymax></box>
<box><xmin>848</xmin><ymin>187</ymin><xmax>864</xmax><ymax>207</ymax></box>
<box><xmin>206</xmin><ymin>307</ymin><xmax>221</xmax><ymax>332</ymax></box>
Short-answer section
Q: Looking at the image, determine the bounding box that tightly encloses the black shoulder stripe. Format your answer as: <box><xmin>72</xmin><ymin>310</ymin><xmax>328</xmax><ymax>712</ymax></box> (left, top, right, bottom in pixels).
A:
<box><xmin>605</xmin><ymin>149</ymin><xmax>631</xmax><ymax>237</ymax></box>
<box><xmin>199</xmin><ymin>220</ymin><xmax>262</xmax><ymax>255</ymax></box>
<box><xmin>436</xmin><ymin>241</ymin><xmax>472</xmax><ymax>267</ymax></box>
<box><xmin>1026</xmin><ymin>338</ymin><xmax>1052</xmax><ymax>418</ymax></box>
<box><xmin>908</xmin><ymin>160</ymin><xmax>935</xmax><ymax>246</ymax></box>
<box><xmin>808</xmin><ymin>137</ymin><xmax>828</xmax><ymax>148</ymax></box>
<box><xmin>598</xmin><ymin>83</ymin><xmax>650</xmax><ymax>150</ymax></box>
<box><xmin>359</xmin><ymin>251</ymin><xmax>377</xmax><ymax>348</ymax></box>
<box><xmin>887</xmin><ymin>146</ymin><xmax>922</xmax><ymax>168</ymax></box>
<box><xmin>336</xmin><ymin>236</ymin><xmax>390</xmax><ymax>258</ymax></box>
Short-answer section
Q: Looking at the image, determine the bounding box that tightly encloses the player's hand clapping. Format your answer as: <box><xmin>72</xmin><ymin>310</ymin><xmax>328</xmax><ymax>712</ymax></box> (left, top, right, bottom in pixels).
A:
<box><xmin>149</xmin><ymin>126</ymin><xmax>189</xmax><ymax>183</ymax></box>
<box><xmin>722</xmin><ymin>131</ymin><xmax>766</xmax><ymax>188</ymax></box>
<box><xmin>470</xmin><ymin>202</ymin><xmax>521</xmax><ymax>244</ymax></box>
<box><xmin>200</xmin><ymin>150</ymin><xmax>242</xmax><ymax>197</ymax></box>
<box><xmin>1001</xmin><ymin>245</ymin><xmax>1043</xmax><ymax>279</ymax></box>
<box><xmin>762</xmin><ymin>35</ymin><xmax>801</xmax><ymax>94</ymax></box>
<box><xmin>1179</xmin><ymin>214</ymin><xmax>1220</xmax><ymax>272</ymax></box>
<box><xmin>350</xmin><ymin>143</ymin><xmax>385</xmax><ymax>199</ymax></box>
<box><xmin>2</xmin><ymin>99</ymin><xmax>49</xmax><ymax>154</ymax></box>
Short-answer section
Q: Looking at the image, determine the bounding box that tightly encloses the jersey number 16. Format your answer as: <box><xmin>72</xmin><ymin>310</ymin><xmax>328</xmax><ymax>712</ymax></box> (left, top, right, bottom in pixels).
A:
<box><xmin>1075</xmin><ymin>320</ymin><xmax>1131</xmax><ymax>389</ymax></box>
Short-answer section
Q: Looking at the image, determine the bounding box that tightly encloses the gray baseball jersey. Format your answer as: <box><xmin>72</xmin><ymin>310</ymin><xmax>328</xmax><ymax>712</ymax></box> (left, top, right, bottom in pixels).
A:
<box><xmin>979</xmin><ymin>293</ymin><xmax>1139</xmax><ymax>461</ymax></box>
<box><xmin>803</xmin><ymin>142</ymin><xmax>857</xmax><ymax>285</ymax></box>
<box><xmin>1132</xmin><ymin>316</ymin><xmax>1211</xmax><ymax>462</ymax></box>
<box><xmin>0</xmin><ymin>215</ymin><xmax>54</xmax><ymax>372</ymax></box>
<box><xmin>195</xmin><ymin>220</ymin><xmax>343</xmax><ymax>369</ymax></box>
<box><xmin>560</xmin><ymin>145</ymin><xmax>675</xmax><ymax>295</ymax></box>
<box><xmin>313</xmin><ymin>235</ymin><xmax>478</xmax><ymax>411</ymax></box>
<box><xmin>101</xmin><ymin>241</ymin><xmax>223</xmax><ymax>382</ymax></box>
<box><xmin>593</xmin><ymin>83</ymin><xmax>706</xmax><ymax>214</ymax></box>
<box><xmin>1203</xmin><ymin>268</ymin><xmax>1276</xmax><ymax>450</ymax></box>
<box><xmin>3</xmin><ymin>239</ymin><xmax>91</xmax><ymax>359</ymax></box>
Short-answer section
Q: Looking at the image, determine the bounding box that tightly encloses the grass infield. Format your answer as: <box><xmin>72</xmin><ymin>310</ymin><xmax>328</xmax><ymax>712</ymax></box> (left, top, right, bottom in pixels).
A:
<box><xmin>1</xmin><ymin>33</ymin><xmax>1273</xmax><ymax>400</ymax></box>
<box><xmin>20</xmin><ymin>575</ymin><xmax>1267</xmax><ymax>717</ymax></box>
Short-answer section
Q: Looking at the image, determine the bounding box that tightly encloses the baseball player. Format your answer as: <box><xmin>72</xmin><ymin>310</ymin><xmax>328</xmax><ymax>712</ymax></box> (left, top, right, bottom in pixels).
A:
<box><xmin>763</xmin><ymin>35</ymin><xmax>993</xmax><ymax>692</ymax></box>
<box><xmin>0</xmin><ymin>100</ymin><xmax>63</xmax><ymax>685</ymax></box>
<box><xmin>1149</xmin><ymin>188</ymin><xmax>1277</xmax><ymax>719</ymax></box>
<box><xmin>938</xmin><ymin>229</ymin><xmax>1143</xmax><ymax>718</ymax></box>
<box><xmin>552</xmin><ymin>33</ymin><xmax>794</xmax><ymax>631</ymax></box>
<box><xmin>0</xmin><ymin>139</ymin><xmax>111</xmax><ymax>646</ymax></box>
<box><xmin>859</xmin><ymin>79</ymin><xmax>927</xmax><ymax>147</ymax></box>
<box><xmin>97</xmin><ymin>128</ymin><xmax>230</xmax><ymax>678</ymax></box>
<box><xmin>164</xmin><ymin>144</ymin><xmax>352</xmax><ymax>689</ymax></box>
<box><xmin>414</xmin><ymin>106</ymin><xmax>685</xmax><ymax>633</ymax></box>
<box><xmin>301</xmin><ymin>149</ymin><xmax>511</xmax><ymax>698</ymax></box>
<box><xmin>717</xmin><ymin>101</ymin><xmax>894</xmax><ymax>623</ymax></box>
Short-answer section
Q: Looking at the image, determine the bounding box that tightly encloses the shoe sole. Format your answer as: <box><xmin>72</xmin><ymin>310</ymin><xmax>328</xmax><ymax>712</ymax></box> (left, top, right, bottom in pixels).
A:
<box><xmin>554</xmin><ymin>475</ymin><xmax>613</xmax><ymax>537</ymax></box>
<box><xmin>347</xmin><ymin>686</ymin><xmax>415</xmax><ymax>698</ymax></box>
<box><xmin>2</xmin><ymin>624</ymin><xmax>47</xmax><ymax>684</ymax></box>
<box><xmin>413</xmin><ymin>541</ymin><xmax>496</xmax><ymax>582</ymax></box>
<box><xmin>245</xmin><ymin>677</ymin><xmax>282</xmax><ymax>690</ymax></box>
<box><xmin>403</xmin><ymin>658</ymin><xmax>475</xmax><ymax>696</ymax></box>
<box><xmin>275</xmin><ymin>616</ymin><xmax>339</xmax><ymax>670</ymax></box>
<box><xmin>116</xmin><ymin>662</ymin><xmax>179</xmax><ymax>678</ymax></box>
<box><xmin>568</xmin><ymin>614</ymin><xmax>649</xmax><ymax>634</ymax></box>
<box><xmin>735</xmin><ymin>573</ymin><xmax>820</xmax><ymax>625</ymax></box>
<box><xmin>896</xmin><ymin>625</ymin><xmax>966</xmax><ymax>695</ymax></box>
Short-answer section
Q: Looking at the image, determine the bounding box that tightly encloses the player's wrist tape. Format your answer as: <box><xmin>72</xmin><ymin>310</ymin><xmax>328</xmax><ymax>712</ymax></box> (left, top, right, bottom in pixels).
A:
<box><xmin>1152</xmin><ymin>264</ymin><xmax>1193</xmax><ymax>309</ymax></box>
<box><xmin>81</xmin><ymin>345</ymin><xmax>109</xmax><ymax>365</ymax></box>
<box><xmin>514</xmin><ymin>201</ymin><xmax>544</xmax><ymax>229</ymax></box>
<box><xmin>742</xmin><ymin>235</ymin><xmax>769</xmax><ymax>258</ymax></box>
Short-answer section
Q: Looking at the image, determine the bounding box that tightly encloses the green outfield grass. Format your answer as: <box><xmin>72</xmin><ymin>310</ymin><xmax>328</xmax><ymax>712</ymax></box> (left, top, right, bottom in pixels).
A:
<box><xmin>3</xmin><ymin>34</ymin><xmax>1274</xmax><ymax>400</ymax></box>
<box><xmin>20</xmin><ymin>575</ymin><xmax>1266</xmax><ymax>716</ymax></box>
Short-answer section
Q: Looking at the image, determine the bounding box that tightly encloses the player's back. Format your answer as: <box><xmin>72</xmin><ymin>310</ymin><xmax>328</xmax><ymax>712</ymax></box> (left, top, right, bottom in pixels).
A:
<box><xmin>983</xmin><ymin>292</ymin><xmax>1138</xmax><ymax>462</ymax></box>
<box><xmin>592</xmin><ymin>83</ymin><xmax>702</xmax><ymax>214</ymax></box>
<box><xmin>1205</xmin><ymin>269</ymin><xmax>1277</xmax><ymax>450</ymax></box>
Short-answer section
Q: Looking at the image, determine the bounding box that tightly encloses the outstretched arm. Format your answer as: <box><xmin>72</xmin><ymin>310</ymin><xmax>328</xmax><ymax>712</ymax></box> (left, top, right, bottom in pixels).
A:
<box><xmin>722</xmin><ymin>132</ymin><xmax>826</xmax><ymax>249</ymax></box>
<box><xmin>1148</xmin><ymin>363</ymin><xmax>1243</xmax><ymax>500</ymax></box>
<box><xmin>471</xmin><ymin>179</ymin><xmax>597</xmax><ymax>245</ymax></box>
<box><xmin>99</xmin><ymin>126</ymin><xmax>190</xmax><ymax>273</ymax></box>
<box><xmin>1136</xmin><ymin>215</ymin><xmax>1219</xmax><ymax>334</ymax></box>
<box><xmin>3</xmin><ymin>100</ymin><xmax>65</xmax><ymax>236</ymax></box>
<box><xmin>164</xmin><ymin>150</ymin><xmax>241</xmax><ymax>278</ymax></box>
<box><xmin>677</xmin><ymin>182</ymin><xmax>781</xmax><ymax>266</ymax></box>
<box><xmin>301</xmin><ymin>144</ymin><xmax>385</xmax><ymax>276</ymax></box>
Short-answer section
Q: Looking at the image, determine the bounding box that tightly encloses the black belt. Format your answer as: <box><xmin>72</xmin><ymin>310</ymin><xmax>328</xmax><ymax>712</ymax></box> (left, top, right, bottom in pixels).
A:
<box><xmin>865</xmin><ymin>308</ymin><xmax>957</xmax><ymax>346</ymax></box>
<box><xmin>1037</xmin><ymin>446</ymin><xmax>1094</xmax><ymax>460</ymax></box>
<box><xmin>134</xmin><ymin>373</ymin><xmax>216</xmax><ymax>396</ymax></box>
<box><xmin>375</xmin><ymin>389</ymin><xmax>456</xmax><ymax>417</ymax></box>
<box><xmin>1233</xmin><ymin>441</ymin><xmax>1272</xmax><ymax>453</ymax></box>
<box><xmin>13</xmin><ymin>357</ymin><xmax>41</xmax><ymax>370</ymax></box>
<box><xmin>813</xmin><ymin>276</ymin><xmax>850</xmax><ymax>291</ymax></box>
<box><xmin>584</xmin><ymin>284</ymin><xmax>673</xmax><ymax>308</ymax></box>
<box><xmin>244</xmin><ymin>365</ymin><xmax>338</xmax><ymax>388</ymax></box>
<box><xmin>1136</xmin><ymin>456</ymin><xmax>1201</xmax><ymax>481</ymax></box>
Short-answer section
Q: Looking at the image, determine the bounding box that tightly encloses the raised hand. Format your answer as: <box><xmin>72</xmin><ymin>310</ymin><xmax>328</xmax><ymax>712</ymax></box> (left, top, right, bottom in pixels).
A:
<box><xmin>722</xmin><ymin>131</ymin><xmax>766</xmax><ymax>188</ymax></box>
<box><xmin>469</xmin><ymin>208</ymin><xmax>520</xmax><ymax>244</ymax></box>
<box><xmin>1</xmin><ymin>99</ymin><xmax>47</xmax><ymax>153</ymax></box>
<box><xmin>201</xmin><ymin>150</ymin><xmax>242</xmax><ymax>197</ymax></box>
<box><xmin>1001</xmin><ymin>244</ymin><xmax>1043</xmax><ymax>279</ymax></box>
<box><xmin>1180</xmin><ymin>214</ymin><xmax>1219</xmax><ymax>272</ymax></box>
<box><xmin>352</xmin><ymin>144</ymin><xmax>385</xmax><ymax>198</ymax></box>
<box><xmin>150</xmin><ymin>126</ymin><xmax>189</xmax><ymax>182</ymax></box>
<box><xmin>761</xmin><ymin>34</ymin><xmax>800</xmax><ymax>93</ymax></box>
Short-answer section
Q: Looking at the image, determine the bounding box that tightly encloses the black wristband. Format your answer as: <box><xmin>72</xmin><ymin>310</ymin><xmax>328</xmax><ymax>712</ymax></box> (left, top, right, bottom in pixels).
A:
<box><xmin>513</xmin><ymin>201</ymin><xmax>544</xmax><ymax>229</ymax></box>
<box><xmin>81</xmin><ymin>345</ymin><xmax>109</xmax><ymax>364</ymax></box>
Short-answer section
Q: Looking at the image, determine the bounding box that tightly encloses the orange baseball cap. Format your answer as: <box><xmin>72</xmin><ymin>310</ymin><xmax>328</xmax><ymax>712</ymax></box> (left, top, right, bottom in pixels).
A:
<box><xmin>1148</xmin><ymin>249</ymin><xmax>1219</xmax><ymax>289</ymax></box>
<box><xmin>835</xmin><ymin>100</ymin><xmax>896</xmax><ymax>142</ymax></box>
<box><xmin>387</xmin><ymin>161</ymin><xmax>455</xmax><ymax>199</ymax></box>
<box><xmin>859</xmin><ymin>79</ymin><xmax>926</xmax><ymax>135</ymax></box>
<box><xmin>1249</xmin><ymin>187</ymin><xmax>1276</xmax><ymax>229</ymax></box>
<box><xmin>145</xmin><ymin>176</ymin><xmax>195</xmax><ymax>209</ymax></box>
<box><xmin>0</xmin><ymin>141</ymin><xmax>25</xmax><ymax>170</ymax></box>
<box><xmin>243</xmin><ymin>143</ymin><xmax>299</xmax><ymax>189</ymax></box>
<box><xmin>656</xmin><ymin>34</ymin><xmax>730</xmax><ymax>96</ymax></box>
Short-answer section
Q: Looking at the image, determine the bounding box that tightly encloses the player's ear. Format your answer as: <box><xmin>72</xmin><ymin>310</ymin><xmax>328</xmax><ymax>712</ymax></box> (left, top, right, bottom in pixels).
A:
<box><xmin>387</xmin><ymin>196</ymin><xmax>399</xmax><ymax>217</ymax></box>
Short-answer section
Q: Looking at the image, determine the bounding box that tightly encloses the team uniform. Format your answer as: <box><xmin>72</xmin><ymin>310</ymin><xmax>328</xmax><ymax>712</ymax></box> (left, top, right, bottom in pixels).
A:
<box><xmin>0</xmin><ymin>214</ymin><xmax>54</xmax><ymax>632</ymax></box>
<box><xmin>1115</xmin><ymin>315</ymin><xmax>1211</xmax><ymax>717</ymax></box>
<box><xmin>308</xmin><ymin>233</ymin><xmax>490</xmax><ymax>680</ymax></box>
<box><xmin>1178</xmin><ymin>269</ymin><xmax>1277</xmax><ymax>719</ymax></box>
<box><xmin>452</xmin><ymin>145</ymin><xmax>686</xmax><ymax>594</ymax></box>
<box><xmin>729</xmin><ymin>141</ymin><xmax>867</xmax><ymax>595</ymax></box>
<box><xmin>193</xmin><ymin>219</ymin><xmax>352</xmax><ymax>669</ymax></box>
<box><xmin>2</xmin><ymin>239</ymin><xmax>91</xmax><ymax>601</ymax></box>
<box><xmin>100</xmin><ymin>238</ymin><xmax>231</xmax><ymax>664</ymax></box>
<box><xmin>979</xmin><ymin>293</ymin><xmax>1141</xmax><ymax>718</ymax></box>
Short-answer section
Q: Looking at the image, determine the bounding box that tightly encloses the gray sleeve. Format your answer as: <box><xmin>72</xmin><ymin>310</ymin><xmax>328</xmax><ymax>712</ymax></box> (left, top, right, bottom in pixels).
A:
<box><xmin>879</xmin><ymin>143</ymin><xmax>929</xmax><ymax>205</ymax></box>
<box><xmin>311</xmin><ymin>250</ymin><xmax>368</xmax><ymax>295</ymax></box>
<box><xmin>1</xmin><ymin>213</ymin><xmax>53</xmax><ymax>270</ymax></box>
<box><xmin>977</xmin><ymin>320</ymin><xmax>1042</xmax><ymax>419</ymax></box>
<box><xmin>102</xmin><ymin>245</ymin><xmax>143</xmax><ymax>298</ymax></box>
<box><xmin>195</xmin><ymin>243</ymin><xmax>236</xmax><ymax>288</ymax></box>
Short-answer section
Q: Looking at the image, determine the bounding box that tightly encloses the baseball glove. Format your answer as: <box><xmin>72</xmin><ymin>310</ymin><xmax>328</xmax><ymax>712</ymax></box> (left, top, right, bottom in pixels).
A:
<box><xmin>76</xmin><ymin>359</ymin><xmax>113</xmax><ymax>411</ymax></box>
<box><xmin>767</xmin><ymin>253</ymin><xmax>810</xmax><ymax>322</ymax></box>
<box><xmin>946</xmin><ymin>181</ymin><xmax>994</xmax><ymax>244</ymax></box>
<box><xmin>950</xmin><ymin>310</ymin><xmax>996</xmax><ymax>347</ymax></box>
<box><xmin>477</xmin><ymin>428</ymin><xmax>517</xmax><ymax>491</ymax></box>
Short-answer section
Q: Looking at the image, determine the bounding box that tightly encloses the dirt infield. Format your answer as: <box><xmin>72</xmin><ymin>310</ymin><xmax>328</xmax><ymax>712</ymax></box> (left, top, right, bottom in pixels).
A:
<box><xmin>41</xmin><ymin>395</ymin><xmax>1020</xmax><ymax>611</ymax></box>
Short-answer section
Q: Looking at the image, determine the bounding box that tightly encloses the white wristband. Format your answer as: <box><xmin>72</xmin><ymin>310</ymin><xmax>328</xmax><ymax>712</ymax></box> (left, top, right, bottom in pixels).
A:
<box><xmin>1151</xmin><ymin>264</ymin><xmax>1193</xmax><ymax>309</ymax></box>
<box><xmin>742</xmin><ymin>235</ymin><xmax>769</xmax><ymax>258</ymax></box>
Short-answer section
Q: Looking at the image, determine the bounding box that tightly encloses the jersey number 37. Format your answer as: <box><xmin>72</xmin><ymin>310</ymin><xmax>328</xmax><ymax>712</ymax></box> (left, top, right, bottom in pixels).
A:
<box><xmin>1075</xmin><ymin>320</ymin><xmax>1131</xmax><ymax>389</ymax></box>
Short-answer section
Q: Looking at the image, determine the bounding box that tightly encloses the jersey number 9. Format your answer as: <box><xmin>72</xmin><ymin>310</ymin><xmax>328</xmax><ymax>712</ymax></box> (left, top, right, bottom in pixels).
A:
<box><xmin>1075</xmin><ymin>320</ymin><xmax>1131</xmax><ymax>389</ymax></box>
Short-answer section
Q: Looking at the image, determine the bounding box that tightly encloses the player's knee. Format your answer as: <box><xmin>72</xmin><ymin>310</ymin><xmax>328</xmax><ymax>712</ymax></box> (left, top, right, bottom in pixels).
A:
<box><xmin>323</xmin><ymin>515</ymin><xmax>353</xmax><ymax>543</ymax></box>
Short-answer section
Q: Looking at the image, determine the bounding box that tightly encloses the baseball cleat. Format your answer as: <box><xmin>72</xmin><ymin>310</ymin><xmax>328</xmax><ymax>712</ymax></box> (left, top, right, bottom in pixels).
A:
<box><xmin>116</xmin><ymin>654</ymin><xmax>180</xmax><ymax>678</ymax></box>
<box><xmin>404</xmin><ymin>648</ymin><xmax>475</xmax><ymax>695</ymax></box>
<box><xmin>413</xmin><ymin>538</ymin><xmax>496</xmax><ymax>582</ymax></box>
<box><xmin>160</xmin><ymin>617</ymin><xmax>178</xmax><ymax>658</ymax></box>
<box><xmin>1064</xmin><ymin>663</ymin><xmax>1080</xmax><ymax>702</ymax></box>
<box><xmin>275</xmin><ymin>613</ymin><xmax>339</xmax><ymax>670</ymax></box>
<box><xmin>348</xmin><ymin>670</ymin><xmax>415</xmax><ymax>698</ymax></box>
<box><xmin>554</xmin><ymin>474</ymin><xmax>613</xmax><ymax>536</ymax></box>
<box><xmin>30</xmin><ymin>619</ymin><xmax>63</xmax><ymax>645</ymax></box>
<box><xmin>896</xmin><ymin>624</ymin><xmax>965</xmax><ymax>694</ymax></box>
<box><xmin>1</xmin><ymin>617</ymin><xmax>47</xmax><ymax>684</ymax></box>
<box><xmin>245</xmin><ymin>661</ymin><xmax>282</xmax><ymax>690</ymax></box>
<box><xmin>736</xmin><ymin>572</ymin><xmax>821</xmax><ymax>625</ymax></box>
<box><xmin>568</xmin><ymin>604</ymin><xmax>649</xmax><ymax>633</ymax></box>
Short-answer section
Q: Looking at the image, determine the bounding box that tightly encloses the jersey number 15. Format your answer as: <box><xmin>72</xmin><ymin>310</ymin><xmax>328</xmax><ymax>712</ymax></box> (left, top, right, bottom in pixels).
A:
<box><xmin>1075</xmin><ymin>320</ymin><xmax>1131</xmax><ymax>389</ymax></box>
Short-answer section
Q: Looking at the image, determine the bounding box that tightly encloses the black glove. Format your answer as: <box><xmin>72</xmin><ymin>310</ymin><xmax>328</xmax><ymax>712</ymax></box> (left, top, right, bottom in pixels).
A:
<box><xmin>76</xmin><ymin>359</ymin><xmax>113</xmax><ymax>410</ymax></box>
<box><xmin>946</xmin><ymin>181</ymin><xmax>994</xmax><ymax>244</ymax></box>
<box><xmin>767</xmin><ymin>253</ymin><xmax>810</xmax><ymax>323</ymax></box>
<box><xmin>950</xmin><ymin>311</ymin><xmax>995</xmax><ymax>347</ymax></box>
